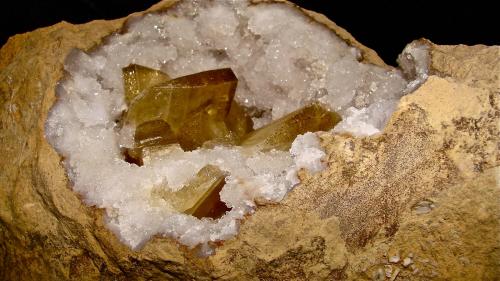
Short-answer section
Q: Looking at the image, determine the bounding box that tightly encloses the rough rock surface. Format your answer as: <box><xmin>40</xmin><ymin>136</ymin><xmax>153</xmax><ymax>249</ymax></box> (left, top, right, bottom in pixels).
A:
<box><xmin>0</xmin><ymin>1</ymin><xmax>498</xmax><ymax>280</ymax></box>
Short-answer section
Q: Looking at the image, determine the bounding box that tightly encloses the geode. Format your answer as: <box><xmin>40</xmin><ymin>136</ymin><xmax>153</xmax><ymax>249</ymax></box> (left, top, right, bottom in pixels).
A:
<box><xmin>45</xmin><ymin>0</ymin><xmax>412</xmax><ymax>252</ymax></box>
<box><xmin>0</xmin><ymin>0</ymin><xmax>498</xmax><ymax>280</ymax></box>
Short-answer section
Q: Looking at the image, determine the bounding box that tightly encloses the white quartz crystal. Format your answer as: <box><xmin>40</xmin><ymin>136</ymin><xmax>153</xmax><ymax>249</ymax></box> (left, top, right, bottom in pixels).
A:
<box><xmin>286</xmin><ymin>132</ymin><xmax>327</xmax><ymax>186</ymax></box>
<box><xmin>45</xmin><ymin>0</ymin><xmax>426</xmax><ymax>251</ymax></box>
<box><xmin>290</xmin><ymin>132</ymin><xmax>326</xmax><ymax>174</ymax></box>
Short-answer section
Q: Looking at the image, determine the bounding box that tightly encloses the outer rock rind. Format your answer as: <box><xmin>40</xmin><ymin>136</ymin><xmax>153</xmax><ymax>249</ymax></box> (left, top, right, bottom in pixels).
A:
<box><xmin>348</xmin><ymin>167</ymin><xmax>500</xmax><ymax>280</ymax></box>
<box><xmin>0</xmin><ymin>1</ymin><xmax>498</xmax><ymax>281</ymax></box>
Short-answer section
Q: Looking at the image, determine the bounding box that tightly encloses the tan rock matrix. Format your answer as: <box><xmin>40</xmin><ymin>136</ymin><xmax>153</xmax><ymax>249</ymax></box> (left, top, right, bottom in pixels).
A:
<box><xmin>0</xmin><ymin>0</ymin><xmax>498</xmax><ymax>280</ymax></box>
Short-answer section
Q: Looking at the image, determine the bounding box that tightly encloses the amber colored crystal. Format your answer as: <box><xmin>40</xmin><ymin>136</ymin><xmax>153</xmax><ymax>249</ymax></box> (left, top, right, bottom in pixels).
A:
<box><xmin>225</xmin><ymin>100</ymin><xmax>254</xmax><ymax>141</ymax></box>
<box><xmin>123</xmin><ymin>147</ymin><xmax>144</xmax><ymax>166</ymax></box>
<box><xmin>241</xmin><ymin>103</ymin><xmax>341</xmax><ymax>151</ymax></box>
<box><xmin>135</xmin><ymin>120</ymin><xmax>177</xmax><ymax>147</ymax></box>
<box><xmin>125</xmin><ymin>68</ymin><xmax>237</xmax><ymax>133</ymax></box>
<box><xmin>123</xmin><ymin>120</ymin><xmax>177</xmax><ymax>166</ymax></box>
<box><xmin>177</xmin><ymin>105</ymin><xmax>237</xmax><ymax>151</ymax></box>
<box><xmin>164</xmin><ymin>165</ymin><xmax>230</xmax><ymax>219</ymax></box>
<box><xmin>122</xmin><ymin>64</ymin><xmax>171</xmax><ymax>105</ymax></box>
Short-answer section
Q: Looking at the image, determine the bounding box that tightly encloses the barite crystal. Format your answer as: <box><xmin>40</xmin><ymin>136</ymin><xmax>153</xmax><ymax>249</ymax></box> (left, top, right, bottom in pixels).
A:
<box><xmin>155</xmin><ymin>165</ymin><xmax>229</xmax><ymax>219</ymax></box>
<box><xmin>123</xmin><ymin>64</ymin><xmax>171</xmax><ymax>104</ymax></box>
<box><xmin>125</xmin><ymin>68</ymin><xmax>237</xmax><ymax>132</ymax></box>
<box><xmin>124</xmin><ymin>120</ymin><xmax>177</xmax><ymax>165</ymax></box>
<box><xmin>241</xmin><ymin>103</ymin><xmax>342</xmax><ymax>151</ymax></box>
<box><xmin>225</xmin><ymin>100</ymin><xmax>254</xmax><ymax>141</ymax></box>
<box><xmin>176</xmin><ymin>104</ymin><xmax>237</xmax><ymax>151</ymax></box>
<box><xmin>121</xmin><ymin>65</ymin><xmax>341</xmax><ymax>219</ymax></box>
<box><xmin>123</xmin><ymin>66</ymin><xmax>242</xmax><ymax>155</ymax></box>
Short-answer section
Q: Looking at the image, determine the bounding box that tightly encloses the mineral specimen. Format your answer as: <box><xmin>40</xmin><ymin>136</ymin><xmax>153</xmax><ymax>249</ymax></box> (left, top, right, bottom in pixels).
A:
<box><xmin>45</xmin><ymin>0</ymin><xmax>414</xmax><ymax>250</ymax></box>
<box><xmin>2</xmin><ymin>0</ymin><xmax>498</xmax><ymax>279</ymax></box>
<box><xmin>122</xmin><ymin>65</ymin><xmax>340</xmax><ymax>218</ymax></box>
<box><xmin>123</xmin><ymin>65</ymin><xmax>339</xmax><ymax>157</ymax></box>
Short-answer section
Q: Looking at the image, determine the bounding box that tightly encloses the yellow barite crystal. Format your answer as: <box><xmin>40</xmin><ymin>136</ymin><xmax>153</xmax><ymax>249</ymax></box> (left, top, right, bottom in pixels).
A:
<box><xmin>124</xmin><ymin>120</ymin><xmax>178</xmax><ymax>165</ymax></box>
<box><xmin>177</xmin><ymin>104</ymin><xmax>237</xmax><ymax>151</ymax></box>
<box><xmin>241</xmin><ymin>103</ymin><xmax>341</xmax><ymax>151</ymax></box>
<box><xmin>225</xmin><ymin>100</ymin><xmax>254</xmax><ymax>141</ymax></box>
<box><xmin>135</xmin><ymin>120</ymin><xmax>177</xmax><ymax>148</ymax></box>
<box><xmin>125</xmin><ymin>68</ymin><xmax>237</xmax><ymax>133</ymax></box>
<box><xmin>122</xmin><ymin>66</ymin><xmax>244</xmax><ymax>154</ymax></box>
<box><xmin>160</xmin><ymin>165</ymin><xmax>229</xmax><ymax>219</ymax></box>
<box><xmin>122</xmin><ymin>64</ymin><xmax>171</xmax><ymax>105</ymax></box>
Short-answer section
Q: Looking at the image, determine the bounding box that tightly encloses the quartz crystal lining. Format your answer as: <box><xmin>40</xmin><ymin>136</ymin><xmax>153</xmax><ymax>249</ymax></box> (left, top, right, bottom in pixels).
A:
<box><xmin>45</xmin><ymin>0</ymin><xmax>418</xmax><ymax>252</ymax></box>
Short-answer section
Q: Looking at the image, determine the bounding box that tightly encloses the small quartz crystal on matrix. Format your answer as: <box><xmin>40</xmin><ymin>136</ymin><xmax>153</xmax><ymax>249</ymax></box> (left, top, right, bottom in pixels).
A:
<box><xmin>45</xmin><ymin>0</ymin><xmax>415</xmax><ymax>252</ymax></box>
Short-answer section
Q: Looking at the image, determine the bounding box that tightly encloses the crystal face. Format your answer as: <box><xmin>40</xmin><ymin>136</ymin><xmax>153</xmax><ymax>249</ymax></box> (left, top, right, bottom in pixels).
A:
<box><xmin>241</xmin><ymin>103</ymin><xmax>342</xmax><ymax>151</ymax></box>
<box><xmin>123</xmin><ymin>64</ymin><xmax>171</xmax><ymax>105</ymax></box>
<box><xmin>176</xmin><ymin>104</ymin><xmax>237</xmax><ymax>151</ymax></box>
<box><xmin>124</xmin><ymin>120</ymin><xmax>177</xmax><ymax>166</ymax></box>
<box><xmin>125</xmin><ymin>68</ymin><xmax>237</xmax><ymax>132</ymax></box>
<box><xmin>225</xmin><ymin>100</ymin><xmax>254</xmax><ymax>141</ymax></box>
<box><xmin>155</xmin><ymin>165</ymin><xmax>229</xmax><ymax>219</ymax></box>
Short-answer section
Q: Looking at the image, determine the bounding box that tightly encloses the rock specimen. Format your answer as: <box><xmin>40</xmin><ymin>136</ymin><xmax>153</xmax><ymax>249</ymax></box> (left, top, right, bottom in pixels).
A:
<box><xmin>0</xmin><ymin>0</ymin><xmax>498</xmax><ymax>280</ymax></box>
<box><xmin>45</xmin><ymin>0</ymin><xmax>405</xmax><ymax>251</ymax></box>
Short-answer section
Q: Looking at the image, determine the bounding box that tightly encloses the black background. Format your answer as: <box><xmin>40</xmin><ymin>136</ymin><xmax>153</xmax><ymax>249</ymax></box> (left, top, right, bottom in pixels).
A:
<box><xmin>0</xmin><ymin>0</ymin><xmax>498</xmax><ymax>66</ymax></box>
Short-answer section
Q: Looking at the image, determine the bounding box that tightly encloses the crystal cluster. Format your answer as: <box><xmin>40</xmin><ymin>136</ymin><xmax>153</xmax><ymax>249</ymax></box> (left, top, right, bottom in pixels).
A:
<box><xmin>45</xmin><ymin>0</ymin><xmax>413</xmax><ymax>252</ymax></box>
<box><xmin>121</xmin><ymin>65</ymin><xmax>340</xmax><ymax>219</ymax></box>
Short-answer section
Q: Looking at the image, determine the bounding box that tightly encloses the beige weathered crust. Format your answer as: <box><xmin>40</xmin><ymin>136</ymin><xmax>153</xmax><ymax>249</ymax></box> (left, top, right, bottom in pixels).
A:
<box><xmin>0</xmin><ymin>1</ymin><xmax>498</xmax><ymax>280</ymax></box>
